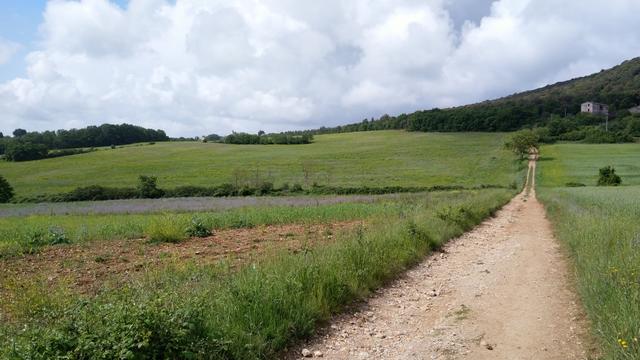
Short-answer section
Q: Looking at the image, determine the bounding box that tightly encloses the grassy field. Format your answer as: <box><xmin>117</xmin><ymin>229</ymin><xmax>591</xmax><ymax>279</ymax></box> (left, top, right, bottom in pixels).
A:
<box><xmin>539</xmin><ymin>187</ymin><xmax>640</xmax><ymax>359</ymax></box>
<box><xmin>0</xmin><ymin>188</ymin><xmax>514</xmax><ymax>359</ymax></box>
<box><xmin>0</xmin><ymin>131</ymin><xmax>519</xmax><ymax>198</ymax></box>
<box><xmin>0</xmin><ymin>195</ymin><xmax>418</xmax><ymax>257</ymax></box>
<box><xmin>538</xmin><ymin>143</ymin><xmax>640</xmax><ymax>187</ymax></box>
<box><xmin>537</xmin><ymin>142</ymin><xmax>640</xmax><ymax>359</ymax></box>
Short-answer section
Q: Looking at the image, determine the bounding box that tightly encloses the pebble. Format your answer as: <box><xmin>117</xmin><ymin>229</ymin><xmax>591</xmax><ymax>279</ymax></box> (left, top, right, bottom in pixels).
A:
<box><xmin>301</xmin><ymin>348</ymin><xmax>312</xmax><ymax>357</ymax></box>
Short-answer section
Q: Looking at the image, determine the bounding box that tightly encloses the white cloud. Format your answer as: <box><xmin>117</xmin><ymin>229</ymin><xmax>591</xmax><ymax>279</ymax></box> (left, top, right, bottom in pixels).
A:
<box><xmin>1</xmin><ymin>0</ymin><xmax>640</xmax><ymax>136</ymax></box>
<box><xmin>0</xmin><ymin>38</ymin><xmax>20</xmax><ymax>65</ymax></box>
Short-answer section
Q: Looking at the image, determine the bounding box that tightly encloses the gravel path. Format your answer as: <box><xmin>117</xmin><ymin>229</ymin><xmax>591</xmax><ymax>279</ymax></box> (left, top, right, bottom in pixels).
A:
<box><xmin>289</xmin><ymin>160</ymin><xmax>592</xmax><ymax>359</ymax></box>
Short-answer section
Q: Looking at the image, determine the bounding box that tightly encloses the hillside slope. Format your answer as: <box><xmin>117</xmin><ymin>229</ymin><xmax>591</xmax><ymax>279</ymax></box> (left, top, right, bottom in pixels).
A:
<box><xmin>0</xmin><ymin>131</ymin><xmax>518</xmax><ymax>198</ymax></box>
<box><xmin>312</xmin><ymin>57</ymin><xmax>640</xmax><ymax>133</ymax></box>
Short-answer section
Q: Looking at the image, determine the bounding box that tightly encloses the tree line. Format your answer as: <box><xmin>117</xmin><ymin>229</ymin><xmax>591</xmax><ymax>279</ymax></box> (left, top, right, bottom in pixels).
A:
<box><xmin>0</xmin><ymin>124</ymin><xmax>169</xmax><ymax>161</ymax></box>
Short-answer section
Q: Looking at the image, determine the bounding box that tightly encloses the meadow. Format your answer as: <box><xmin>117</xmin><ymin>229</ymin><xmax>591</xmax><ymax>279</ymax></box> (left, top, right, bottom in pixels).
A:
<box><xmin>538</xmin><ymin>143</ymin><xmax>640</xmax><ymax>187</ymax></box>
<box><xmin>0</xmin><ymin>131</ymin><xmax>519</xmax><ymax>198</ymax></box>
<box><xmin>538</xmin><ymin>142</ymin><xmax>640</xmax><ymax>359</ymax></box>
<box><xmin>0</xmin><ymin>188</ymin><xmax>515</xmax><ymax>359</ymax></box>
<box><xmin>539</xmin><ymin>187</ymin><xmax>640</xmax><ymax>359</ymax></box>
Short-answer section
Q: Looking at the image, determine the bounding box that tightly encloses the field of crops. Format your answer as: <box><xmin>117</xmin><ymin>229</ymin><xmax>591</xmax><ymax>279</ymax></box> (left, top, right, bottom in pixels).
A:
<box><xmin>0</xmin><ymin>131</ymin><xmax>519</xmax><ymax>198</ymax></box>
<box><xmin>0</xmin><ymin>188</ymin><xmax>514</xmax><ymax>358</ymax></box>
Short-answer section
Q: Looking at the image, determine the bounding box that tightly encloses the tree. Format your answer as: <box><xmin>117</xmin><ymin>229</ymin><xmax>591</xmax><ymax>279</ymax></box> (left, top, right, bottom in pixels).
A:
<box><xmin>0</xmin><ymin>132</ymin><xmax>4</xmax><ymax>138</ymax></box>
<box><xmin>4</xmin><ymin>141</ymin><xmax>49</xmax><ymax>161</ymax></box>
<box><xmin>258</xmin><ymin>130</ymin><xmax>265</xmax><ymax>136</ymax></box>
<box><xmin>137</xmin><ymin>175</ymin><xmax>164</xmax><ymax>198</ymax></box>
<box><xmin>13</xmin><ymin>128</ymin><xmax>27</xmax><ymax>137</ymax></box>
<box><xmin>597</xmin><ymin>166</ymin><xmax>622</xmax><ymax>186</ymax></box>
<box><xmin>0</xmin><ymin>175</ymin><xmax>14</xmax><ymax>203</ymax></box>
<box><xmin>504</xmin><ymin>130</ymin><xmax>540</xmax><ymax>160</ymax></box>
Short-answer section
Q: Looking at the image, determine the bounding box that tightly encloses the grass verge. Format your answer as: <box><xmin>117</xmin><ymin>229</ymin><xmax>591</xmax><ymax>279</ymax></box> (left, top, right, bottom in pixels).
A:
<box><xmin>1</xmin><ymin>188</ymin><xmax>513</xmax><ymax>359</ymax></box>
<box><xmin>539</xmin><ymin>186</ymin><xmax>640</xmax><ymax>359</ymax></box>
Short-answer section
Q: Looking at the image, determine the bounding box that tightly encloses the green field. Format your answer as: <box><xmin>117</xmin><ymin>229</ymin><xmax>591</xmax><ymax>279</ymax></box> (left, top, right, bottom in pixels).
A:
<box><xmin>538</xmin><ymin>142</ymin><xmax>640</xmax><ymax>359</ymax></box>
<box><xmin>0</xmin><ymin>131</ymin><xmax>519</xmax><ymax>197</ymax></box>
<box><xmin>538</xmin><ymin>143</ymin><xmax>640</xmax><ymax>187</ymax></box>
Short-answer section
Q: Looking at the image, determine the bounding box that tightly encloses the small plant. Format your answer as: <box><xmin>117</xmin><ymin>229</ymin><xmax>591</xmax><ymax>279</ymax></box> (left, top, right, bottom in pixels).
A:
<box><xmin>24</xmin><ymin>227</ymin><xmax>70</xmax><ymax>253</ymax></box>
<box><xmin>185</xmin><ymin>216</ymin><xmax>212</xmax><ymax>238</ymax></box>
<box><xmin>597</xmin><ymin>166</ymin><xmax>622</xmax><ymax>186</ymax></box>
<box><xmin>0</xmin><ymin>174</ymin><xmax>14</xmax><ymax>203</ymax></box>
<box><xmin>146</xmin><ymin>215</ymin><xmax>186</xmax><ymax>243</ymax></box>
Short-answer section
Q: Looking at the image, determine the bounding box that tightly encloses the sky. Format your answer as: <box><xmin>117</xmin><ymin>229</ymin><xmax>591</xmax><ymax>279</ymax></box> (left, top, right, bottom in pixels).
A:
<box><xmin>0</xmin><ymin>0</ymin><xmax>639</xmax><ymax>137</ymax></box>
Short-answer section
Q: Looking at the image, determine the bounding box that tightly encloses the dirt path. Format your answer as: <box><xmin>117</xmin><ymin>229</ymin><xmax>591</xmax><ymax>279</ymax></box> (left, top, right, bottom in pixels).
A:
<box><xmin>290</xmin><ymin>160</ymin><xmax>592</xmax><ymax>359</ymax></box>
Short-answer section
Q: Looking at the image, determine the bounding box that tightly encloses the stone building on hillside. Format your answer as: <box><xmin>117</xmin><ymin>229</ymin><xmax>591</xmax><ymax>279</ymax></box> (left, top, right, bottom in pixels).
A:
<box><xmin>629</xmin><ymin>105</ymin><xmax>640</xmax><ymax>115</ymax></box>
<box><xmin>581</xmin><ymin>102</ymin><xmax>609</xmax><ymax>116</ymax></box>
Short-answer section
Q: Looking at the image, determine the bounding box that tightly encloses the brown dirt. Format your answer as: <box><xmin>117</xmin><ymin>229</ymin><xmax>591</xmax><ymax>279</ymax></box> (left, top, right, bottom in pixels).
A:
<box><xmin>289</xmin><ymin>160</ymin><xmax>595</xmax><ymax>359</ymax></box>
<box><xmin>0</xmin><ymin>221</ymin><xmax>363</xmax><ymax>296</ymax></box>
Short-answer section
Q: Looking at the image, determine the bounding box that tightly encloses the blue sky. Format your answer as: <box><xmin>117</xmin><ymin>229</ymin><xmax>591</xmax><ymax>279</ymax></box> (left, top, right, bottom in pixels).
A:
<box><xmin>0</xmin><ymin>0</ymin><xmax>127</xmax><ymax>81</ymax></box>
<box><xmin>0</xmin><ymin>0</ymin><xmax>638</xmax><ymax>137</ymax></box>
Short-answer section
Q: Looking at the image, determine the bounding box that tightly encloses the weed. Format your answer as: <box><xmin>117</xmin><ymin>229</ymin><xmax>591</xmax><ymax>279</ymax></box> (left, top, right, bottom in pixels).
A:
<box><xmin>146</xmin><ymin>215</ymin><xmax>186</xmax><ymax>243</ymax></box>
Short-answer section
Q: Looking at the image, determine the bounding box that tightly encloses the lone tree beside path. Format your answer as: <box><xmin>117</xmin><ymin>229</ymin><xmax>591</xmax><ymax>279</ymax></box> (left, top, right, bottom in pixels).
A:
<box><xmin>504</xmin><ymin>130</ymin><xmax>540</xmax><ymax>160</ymax></box>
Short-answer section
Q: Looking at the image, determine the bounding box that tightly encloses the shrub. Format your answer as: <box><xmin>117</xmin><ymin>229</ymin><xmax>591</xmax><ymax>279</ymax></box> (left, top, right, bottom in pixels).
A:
<box><xmin>138</xmin><ymin>175</ymin><xmax>165</xmax><ymax>199</ymax></box>
<box><xmin>0</xmin><ymin>175</ymin><xmax>14</xmax><ymax>203</ymax></box>
<box><xmin>565</xmin><ymin>182</ymin><xmax>586</xmax><ymax>187</ymax></box>
<box><xmin>63</xmin><ymin>185</ymin><xmax>138</xmax><ymax>201</ymax></box>
<box><xmin>597</xmin><ymin>166</ymin><xmax>622</xmax><ymax>186</ymax></box>
<box><xmin>146</xmin><ymin>215</ymin><xmax>186</xmax><ymax>243</ymax></box>
<box><xmin>185</xmin><ymin>216</ymin><xmax>213</xmax><ymax>238</ymax></box>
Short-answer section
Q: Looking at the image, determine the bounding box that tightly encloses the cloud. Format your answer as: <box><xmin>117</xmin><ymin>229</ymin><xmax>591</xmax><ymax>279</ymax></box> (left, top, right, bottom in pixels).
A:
<box><xmin>1</xmin><ymin>0</ymin><xmax>640</xmax><ymax>136</ymax></box>
<box><xmin>0</xmin><ymin>38</ymin><xmax>20</xmax><ymax>65</ymax></box>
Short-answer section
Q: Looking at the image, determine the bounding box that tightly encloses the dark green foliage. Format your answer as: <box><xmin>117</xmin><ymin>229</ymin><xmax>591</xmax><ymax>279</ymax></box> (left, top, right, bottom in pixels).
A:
<box><xmin>224</xmin><ymin>132</ymin><xmax>313</xmax><ymax>145</ymax></box>
<box><xmin>565</xmin><ymin>182</ymin><xmax>586</xmax><ymax>187</ymax></box>
<box><xmin>185</xmin><ymin>216</ymin><xmax>213</xmax><ymax>238</ymax></box>
<box><xmin>4</xmin><ymin>141</ymin><xmax>49</xmax><ymax>161</ymax></box>
<box><xmin>597</xmin><ymin>166</ymin><xmax>622</xmax><ymax>186</ymax></box>
<box><xmin>138</xmin><ymin>175</ymin><xmax>165</xmax><ymax>199</ymax></box>
<box><xmin>13</xmin><ymin>128</ymin><xmax>27</xmax><ymax>137</ymax></box>
<box><xmin>0</xmin><ymin>175</ymin><xmax>14</xmax><ymax>203</ymax></box>
<box><xmin>503</xmin><ymin>130</ymin><xmax>540</xmax><ymax>159</ymax></box>
<box><xmin>63</xmin><ymin>185</ymin><xmax>138</xmax><ymax>201</ymax></box>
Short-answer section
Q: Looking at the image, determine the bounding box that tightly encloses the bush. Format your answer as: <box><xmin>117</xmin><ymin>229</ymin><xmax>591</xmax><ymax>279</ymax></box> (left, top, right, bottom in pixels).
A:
<box><xmin>565</xmin><ymin>182</ymin><xmax>586</xmax><ymax>187</ymax></box>
<box><xmin>138</xmin><ymin>175</ymin><xmax>164</xmax><ymax>199</ymax></box>
<box><xmin>25</xmin><ymin>227</ymin><xmax>70</xmax><ymax>253</ymax></box>
<box><xmin>0</xmin><ymin>175</ymin><xmax>14</xmax><ymax>203</ymax></box>
<box><xmin>62</xmin><ymin>185</ymin><xmax>138</xmax><ymax>201</ymax></box>
<box><xmin>146</xmin><ymin>215</ymin><xmax>186</xmax><ymax>243</ymax></box>
<box><xmin>185</xmin><ymin>216</ymin><xmax>213</xmax><ymax>238</ymax></box>
<box><xmin>597</xmin><ymin>166</ymin><xmax>622</xmax><ymax>186</ymax></box>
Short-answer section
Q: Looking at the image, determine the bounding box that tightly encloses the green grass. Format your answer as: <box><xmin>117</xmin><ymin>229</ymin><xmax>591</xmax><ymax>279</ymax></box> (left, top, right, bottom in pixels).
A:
<box><xmin>539</xmin><ymin>187</ymin><xmax>640</xmax><ymax>359</ymax></box>
<box><xmin>0</xmin><ymin>188</ymin><xmax>514</xmax><ymax>359</ymax></box>
<box><xmin>539</xmin><ymin>143</ymin><xmax>640</xmax><ymax>187</ymax></box>
<box><xmin>537</xmin><ymin>141</ymin><xmax>640</xmax><ymax>359</ymax></box>
<box><xmin>0</xmin><ymin>198</ymin><xmax>420</xmax><ymax>257</ymax></box>
<box><xmin>0</xmin><ymin>131</ymin><xmax>519</xmax><ymax>197</ymax></box>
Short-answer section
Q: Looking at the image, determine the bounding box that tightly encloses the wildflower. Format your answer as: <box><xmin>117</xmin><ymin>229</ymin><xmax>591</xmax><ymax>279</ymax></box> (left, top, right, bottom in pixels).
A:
<box><xmin>618</xmin><ymin>338</ymin><xmax>628</xmax><ymax>348</ymax></box>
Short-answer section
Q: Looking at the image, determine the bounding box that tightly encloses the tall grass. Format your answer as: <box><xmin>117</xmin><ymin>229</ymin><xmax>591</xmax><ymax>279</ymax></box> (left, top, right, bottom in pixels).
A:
<box><xmin>0</xmin><ymin>200</ymin><xmax>409</xmax><ymax>257</ymax></box>
<box><xmin>539</xmin><ymin>186</ymin><xmax>640</xmax><ymax>359</ymax></box>
<box><xmin>0</xmin><ymin>189</ymin><xmax>513</xmax><ymax>359</ymax></box>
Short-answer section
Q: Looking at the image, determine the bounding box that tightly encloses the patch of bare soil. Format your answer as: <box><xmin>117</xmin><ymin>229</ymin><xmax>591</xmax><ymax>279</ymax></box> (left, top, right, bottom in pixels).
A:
<box><xmin>0</xmin><ymin>221</ymin><xmax>363</xmax><ymax>296</ymax></box>
<box><xmin>288</xmin><ymin>161</ymin><xmax>595</xmax><ymax>359</ymax></box>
